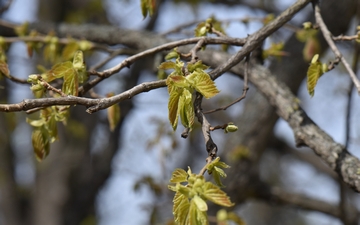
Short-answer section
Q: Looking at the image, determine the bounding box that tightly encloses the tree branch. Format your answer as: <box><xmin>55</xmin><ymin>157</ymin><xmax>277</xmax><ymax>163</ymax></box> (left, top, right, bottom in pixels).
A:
<box><xmin>314</xmin><ymin>3</ymin><xmax>360</xmax><ymax>94</ymax></box>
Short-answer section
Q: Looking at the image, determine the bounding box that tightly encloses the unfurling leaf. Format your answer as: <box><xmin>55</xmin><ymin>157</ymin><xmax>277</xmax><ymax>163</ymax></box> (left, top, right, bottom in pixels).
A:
<box><xmin>62</xmin><ymin>66</ymin><xmax>78</xmax><ymax>96</ymax></box>
<box><xmin>62</xmin><ymin>41</ymin><xmax>79</xmax><ymax>60</ymax></box>
<box><xmin>107</xmin><ymin>93</ymin><xmax>121</xmax><ymax>132</ymax></box>
<box><xmin>167</xmin><ymin>86</ymin><xmax>182</xmax><ymax>130</ymax></box>
<box><xmin>45</xmin><ymin>61</ymin><xmax>73</xmax><ymax>82</ymax></box>
<box><xmin>178</xmin><ymin>89</ymin><xmax>195</xmax><ymax>129</ymax></box>
<box><xmin>173</xmin><ymin>192</ymin><xmax>190</xmax><ymax>225</ymax></box>
<box><xmin>32</xmin><ymin>128</ymin><xmax>50</xmax><ymax>161</ymax></box>
<box><xmin>187</xmin><ymin>70</ymin><xmax>219</xmax><ymax>98</ymax></box>
<box><xmin>73</xmin><ymin>50</ymin><xmax>88</xmax><ymax>83</ymax></box>
<box><xmin>262</xmin><ymin>42</ymin><xmax>287</xmax><ymax>60</ymax></box>
<box><xmin>307</xmin><ymin>54</ymin><xmax>326</xmax><ymax>97</ymax></box>
<box><xmin>165</xmin><ymin>49</ymin><xmax>179</xmax><ymax>60</ymax></box>
<box><xmin>141</xmin><ymin>0</ymin><xmax>156</xmax><ymax>18</ymax></box>
<box><xmin>188</xmin><ymin>199</ymin><xmax>209</xmax><ymax>225</ymax></box>
<box><xmin>170</xmin><ymin>168</ymin><xmax>188</xmax><ymax>183</ymax></box>
<box><xmin>207</xmin><ymin>157</ymin><xmax>230</xmax><ymax>187</ymax></box>
<box><xmin>193</xmin><ymin>195</ymin><xmax>208</xmax><ymax>212</ymax></box>
<box><xmin>0</xmin><ymin>60</ymin><xmax>10</xmax><ymax>78</ymax></box>
<box><xmin>203</xmin><ymin>182</ymin><xmax>234</xmax><ymax>207</ymax></box>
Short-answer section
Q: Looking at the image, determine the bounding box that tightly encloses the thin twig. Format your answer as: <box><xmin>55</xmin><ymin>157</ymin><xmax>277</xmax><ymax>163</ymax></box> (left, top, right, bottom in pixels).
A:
<box><xmin>80</xmin><ymin>36</ymin><xmax>246</xmax><ymax>95</ymax></box>
<box><xmin>204</xmin><ymin>54</ymin><xmax>250</xmax><ymax>114</ymax></box>
<box><xmin>314</xmin><ymin>3</ymin><xmax>360</xmax><ymax>94</ymax></box>
<box><xmin>38</xmin><ymin>76</ymin><xmax>67</xmax><ymax>97</ymax></box>
<box><xmin>198</xmin><ymin>156</ymin><xmax>213</xmax><ymax>176</ymax></box>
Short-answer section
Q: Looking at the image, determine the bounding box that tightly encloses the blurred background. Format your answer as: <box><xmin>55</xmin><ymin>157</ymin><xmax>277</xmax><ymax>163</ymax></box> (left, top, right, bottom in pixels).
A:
<box><xmin>1</xmin><ymin>0</ymin><xmax>360</xmax><ymax>224</ymax></box>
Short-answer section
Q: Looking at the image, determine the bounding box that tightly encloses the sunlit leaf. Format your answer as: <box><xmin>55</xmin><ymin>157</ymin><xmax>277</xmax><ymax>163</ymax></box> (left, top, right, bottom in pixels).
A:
<box><xmin>307</xmin><ymin>54</ymin><xmax>324</xmax><ymax>97</ymax></box>
<box><xmin>45</xmin><ymin>61</ymin><xmax>73</xmax><ymax>82</ymax></box>
<box><xmin>0</xmin><ymin>60</ymin><xmax>10</xmax><ymax>78</ymax></box>
<box><xmin>194</xmin><ymin>22</ymin><xmax>209</xmax><ymax>37</ymax></box>
<box><xmin>187</xmin><ymin>60</ymin><xmax>209</xmax><ymax>73</ymax></box>
<box><xmin>43</xmin><ymin>37</ymin><xmax>59</xmax><ymax>63</ymax></box>
<box><xmin>168</xmin><ymin>86</ymin><xmax>182</xmax><ymax>130</ymax></box>
<box><xmin>32</xmin><ymin>128</ymin><xmax>50</xmax><ymax>162</ymax></box>
<box><xmin>62</xmin><ymin>66</ymin><xmax>78</xmax><ymax>96</ymax></box>
<box><xmin>203</xmin><ymin>182</ymin><xmax>234</xmax><ymax>207</ymax></box>
<box><xmin>193</xmin><ymin>195</ymin><xmax>208</xmax><ymax>212</ymax></box>
<box><xmin>159</xmin><ymin>61</ymin><xmax>177</xmax><ymax>70</ymax></box>
<box><xmin>62</xmin><ymin>41</ymin><xmax>79</xmax><ymax>60</ymax></box>
<box><xmin>73</xmin><ymin>50</ymin><xmax>88</xmax><ymax>83</ymax></box>
<box><xmin>187</xmin><ymin>70</ymin><xmax>219</xmax><ymax>98</ymax></box>
<box><xmin>107</xmin><ymin>93</ymin><xmax>121</xmax><ymax>131</ymax></box>
<box><xmin>178</xmin><ymin>89</ymin><xmax>194</xmax><ymax>129</ymax></box>
<box><xmin>170</xmin><ymin>168</ymin><xmax>188</xmax><ymax>183</ymax></box>
<box><xmin>188</xmin><ymin>199</ymin><xmax>209</xmax><ymax>225</ymax></box>
<box><xmin>165</xmin><ymin>49</ymin><xmax>179</xmax><ymax>60</ymax></box>
<box><xmin>173</xmin><ymin>192</ymin><xmax>190</xmax><ymax>225</ymax></box>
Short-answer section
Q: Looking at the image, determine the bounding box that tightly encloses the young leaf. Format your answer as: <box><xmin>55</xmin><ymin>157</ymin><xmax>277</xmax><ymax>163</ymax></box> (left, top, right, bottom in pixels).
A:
<box><xmin>307</xmin><ymin>54</ymin><xmax>324</xmax><ymax>97</ymax></box>
<box><xmin>187</xmin><ymin>70</ymin><xmax>219</xmax><ymax>98</ymax></box>
<box><xmin>173</xmin><ymin>192</ymin><xmax>190</xmax><ymax>225</ymax></box>
<box><xmin>107</xmin><ymin>99</ymin><xmax>121</xmax><ymax>132</ymax></box>
<box><xmin>193</xmin><ymin>195</ymin><xmax>208</xmax><ymax>212</ymax></box>
<box><xmin>62</xmin><ymin>41</ymin><xmax>79</xmax><ymax>60</ymax></box>
<box><xmin>73</xmin><ymin>50</ymin><xmax>88</xmax><ymax>83</ymax></box>
<box><xmin>62</xmin><ymin>67</ymin><xmax>78</xmax><ymax>96</ymax></box>
<box><xmin>32</xmin><ymin>128</ymin><xmax>50</xmax><ymax>162</ymax></box>
<box><xmin>159</xmin><ymin>61</ymin><xmax>177</xmax><ymax>70</ymax></box>
<box><xmin>170</xmin><ymin>168</ymin><xmax>188</xmax><ymax>183</ymax></box>
<box><xmin>141</xmin><ymin>0</ymin><xmax>155</xmax><ymax>18</ymax></box>
<box><xmin>178</xmin><ymin>89</ymin><xmax>194</xmax><ymax>129</ymax></box>
<box><xmin>202</xmin><ymin>182</ymin><xmax>234</xmax><ymax>207</ymax></box>
<box><xmin>188</xmin><ymin>199</ymin><xmax>209</xmax><ymax>225</ymax></box>
<box><xmin>187</xmin><ymin>60</ymin><xmax>209</xmax><ymax>73</ymax></box>
<box><xmin>0</xmin><ymin>60</ymin><xmax>10</xmax><ymax>78</ymax></box>
<box><xmin>168</xmin><ymin>87</ymin><xmax>182</xmax><ymax>130</ymax></box>
<box><xmin>167</xmin><ymin>75</ymin><xmax>190</xmax><ymax>89</ymax></box>
<box><xmin>45</xmin><ymin>61</ymin><xmax>73</xmax><ymax>82</ymax></box>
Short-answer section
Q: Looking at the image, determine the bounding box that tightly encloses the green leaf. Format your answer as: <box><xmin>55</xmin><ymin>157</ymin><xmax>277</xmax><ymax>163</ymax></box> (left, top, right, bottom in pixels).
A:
<box><xmin>227</xmin><ymin>212</ymin><xmax>246</xmax><ymax>225</ymax></box>
<box><xmin>187</xmin><ymin>70</ymin><xmax>219</xmax><ymax>98</ymax></box>
<box><xmin>26</xmin><ymin>117</ymin><xmax>46</xmax><ymax>127</ymax></box>
<box><xmin>188</xmin><ymin>199</ymin><xmax>209</xmax><ymax>225</ymax></box>
<box><xmin>32</xmin><ymin>128</ymin><xmax>50</xmax><ymax>162</ymax></box>
<box><xmin>73</xmin><ymin>50</ymin><xmax>88</xmax><ymax>83</ymax></box>
<box><xmin>193</xmin><ymin>195</ymin><xmax>208</xmax><ymax>212</ymax></box>
<box><xmin>46</xmin><ymin>115</ymin><xmax>58</xmax><ymax>143</ymax></box>
<box><xmin>159</xmin><ymin>61</ymin><xmax>177</xmax><ymax>70</ymax></box>
<box><xmin>167</xmin><ymin>75</ymin><xmax>190</xmax><ymax>89</ymax></box>
<box><xmin>14</xmin><ymin>21</ymin><xmax>29</xmax><ymax>37</ymax></box>
<box><xmin>194</xmin><ymin>22</ymin><xmax>209</xmax><ymax>37</ymax></box>
<box><xmin>202</xmin><ymin>182</ymin><xmax>234</xmax><ymax>207</ymax></box>
<box><xmin>165</xmin><ymin>49</ymin><xmax>179</xmax><ymax>60</ymax></box>
<box><xmin>170</xmin><ymin>168</ymin><xmax>188</xmax><ymax>183</ymax></box>
<box><xmin>178</xmin><ymin>89</ymin><xmax>194</xmax><ymax>129</ymax></box>
<box><xmin>106</xmin><ymin>93</ymin><xmax>121</xmax><ymax>132</ymax></box>
<box><xmin>0</xmin><ymin>60</ymin><xmax>10</xmax><ymax>78</ymax></box>
<box><xmin>167</xmin><ymin>86</ymin><xmax>182</xmax><ymax>130</ymax></box>
<box><xmin>141</xmin><ymin>0</ymin><xmax>155</xmax><ymax>18</ymax></box>
<box><xmin>62</xmin><ymin>66</ymin><xmax>78</xmax><ymax>96</ymax></box>
<box><xmin>307</xmin><ymin>54</ymin><xmax>324</xmax><ymax>97</ymax></box>
<box><xmin>45</xmin><ymin>61</ymin><xmax>73</xmax><ymax>82</ymax></box>
<box><xmin>187</xmin><ymin>60</ymin><xmax>209</xmax><ymax>73</ymax></box>
<box><xmin>62</xmin><ymin>41</ymin><xmax>79</xmax><ymax>60</ymax></box>
<box><xmin>173</xmin><ymin>192</ymin><xmax>190</xmax><ymax>225</ymax></box>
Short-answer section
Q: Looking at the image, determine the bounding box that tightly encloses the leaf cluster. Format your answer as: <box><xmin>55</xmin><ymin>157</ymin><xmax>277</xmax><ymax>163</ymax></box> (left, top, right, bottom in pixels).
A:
<box><xmin>159</xmin><ymin>57</ymin><xmax>219</xmax><ymax>130</ymax></box>
<box><xmin>141</xmin><ymin>0</ymin><xmax>156</xmax><ymax>18</ymax></box>
<box><xmin>168</xmin><ymin>166</ymin><xmax>234</xmax><ymax>225</ymax></box>
<box><xmin>27</xmin><ymin>106</ymin><xmax>68</xmax><ymax>161</ymax></box>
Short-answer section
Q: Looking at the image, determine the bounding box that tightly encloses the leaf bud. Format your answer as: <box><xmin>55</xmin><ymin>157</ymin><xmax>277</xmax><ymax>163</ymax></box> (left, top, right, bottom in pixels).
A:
<box><xmin>225</xmin><ymin>122</ymin><xmax>238</xmax><ymax>133</ymax></box>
